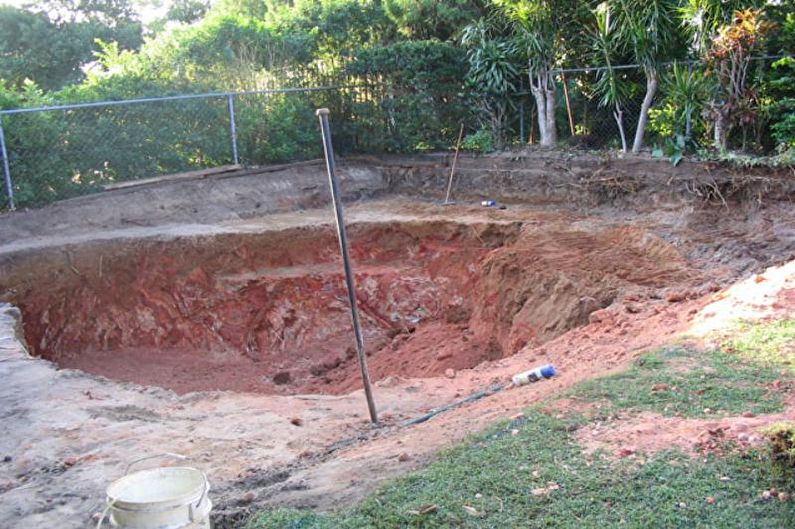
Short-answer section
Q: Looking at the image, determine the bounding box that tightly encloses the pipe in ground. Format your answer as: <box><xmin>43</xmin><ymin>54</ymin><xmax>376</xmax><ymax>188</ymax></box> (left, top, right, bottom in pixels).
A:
<box><xmin>316</xmin><ymin>108</ymin><xmax>378</xmax><ymax>424</ymax></box>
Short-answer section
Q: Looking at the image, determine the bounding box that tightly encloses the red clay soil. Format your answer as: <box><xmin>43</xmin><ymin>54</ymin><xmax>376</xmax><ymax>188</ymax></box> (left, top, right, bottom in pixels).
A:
<box><xmin>568</xmin><ymin>260</ymin><xmax>795</xmax><ymax>460</ymax></box>
<box><xmin>9</xmin><ymin>214</ymin><xmax>696</xmax><ymax>396</ymax></box>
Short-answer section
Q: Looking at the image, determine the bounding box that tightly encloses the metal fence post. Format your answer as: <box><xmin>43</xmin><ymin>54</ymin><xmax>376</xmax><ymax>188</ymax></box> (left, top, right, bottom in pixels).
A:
<box><xmin>227</xmin><ymin>94</ymin><xmax>239</xmax><ymax>166</ymax></box>
<box><xmin>0</xmin><ymin>117</ymin><xmax>14</xmax><ymax>211</ymax></box>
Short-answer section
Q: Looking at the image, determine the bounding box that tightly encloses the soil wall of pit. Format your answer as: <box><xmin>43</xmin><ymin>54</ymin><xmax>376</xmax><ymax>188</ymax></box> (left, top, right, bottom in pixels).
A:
<box><xmin>0</xmin><ymin>160</ymin><xmax>385</xmax><ymax>245</ymax></box>
<box><xmin>379</xmin><ymin>151</ymin><xmax>795</xmax><ymax>207</ymax></box>
<box><xmin>0</xmin><ymin>218</ymin><xmax>694</xmax><ymax>395</ymax></box>
<box><xmin>2</xmin><ymin>151</ymin><xmax>793</xmax><ymax>245</ymax></box>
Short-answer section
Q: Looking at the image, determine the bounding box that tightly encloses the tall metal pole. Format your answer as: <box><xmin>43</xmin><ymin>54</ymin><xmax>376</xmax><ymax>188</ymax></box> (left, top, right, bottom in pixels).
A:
<box><xmin>0</xmin><ymin>119</ymin><xmax>14</xmax><ymax>211</ymax></box>
<box><xmin>316</xmin><ymin>108</ymin><xmax>378</xmax><ymax>424</ymax></box>
<box><xmin>227</xmin><ymin>94</ymin><xmax>239</xmax><ymax>166</ymax></box>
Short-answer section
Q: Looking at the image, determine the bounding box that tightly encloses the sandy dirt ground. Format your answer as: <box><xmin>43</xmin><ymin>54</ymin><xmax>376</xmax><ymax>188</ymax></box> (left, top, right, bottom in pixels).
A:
<box><xmin>0</xmin><ymin>197</ymin><xmax>793</xmax><ymax>528</ymax></box>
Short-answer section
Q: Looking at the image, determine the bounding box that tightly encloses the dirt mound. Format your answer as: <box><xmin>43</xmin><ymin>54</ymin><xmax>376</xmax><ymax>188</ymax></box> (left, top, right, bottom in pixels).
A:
<box><xmin>469</xmin><ymin>225</ymin><xmax>690</xmax><ymax>353</ymax></box>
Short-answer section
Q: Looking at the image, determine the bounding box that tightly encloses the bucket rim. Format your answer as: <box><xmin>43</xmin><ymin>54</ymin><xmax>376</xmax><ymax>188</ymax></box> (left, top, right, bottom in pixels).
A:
<box><xmin>106</xmin><ymin>466</ymin><xmax>208</xmax><ymax>510</ymax></box>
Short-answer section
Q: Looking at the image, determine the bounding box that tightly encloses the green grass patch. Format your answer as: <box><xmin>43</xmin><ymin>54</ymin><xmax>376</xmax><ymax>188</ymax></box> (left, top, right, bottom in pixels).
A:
<box><xmin>568</xmin><ymin>346</ymin><xmax>789</xmax><ymax>418</ymax></box>
<box><xmin>249</xmin><ymin>322</ymin><xmax>795</xmax><ymax>528</ymax></box>
<box><xmin>249</xmin><ymin>412</ymin><xmax>794</xmax><ymax>528</ymax></box>
<box><xmin>723</xmin><ymin>319</ymin><xmax>795</xmax><ymax>369</ymax></box>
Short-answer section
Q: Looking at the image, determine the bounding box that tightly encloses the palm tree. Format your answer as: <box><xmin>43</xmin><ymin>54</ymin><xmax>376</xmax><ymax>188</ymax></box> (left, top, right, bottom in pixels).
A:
<box><xmin>615</xmin><ymin>0</ymin><xmax>678</xmax><ymax>153</ymax></box>
<box><xmin>589</xmin><ymin>2</ymin><xmax>629</xmax><ymax>152</ymax></box>
<box><xmin>493</xmin><ymin>0</ymin><xmax>560</xmax><ymax>146</ymax></box>
<box><xmin>461</xmin><ymin>18</ymin><xmax>520</xmax><ymax>149</ymax></box>
<box><xmin>663</xmin><ymin>61</ymin><xmax>708</xmax><ymax>140</ymax></box>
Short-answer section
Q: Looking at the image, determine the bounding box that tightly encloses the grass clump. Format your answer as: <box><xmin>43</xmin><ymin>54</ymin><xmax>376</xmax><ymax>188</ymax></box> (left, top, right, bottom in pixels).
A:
<box><xmin>762</xmin><ymin>422</ymin><xmax>795</xmax><ymax>472</ymax></box>
<box><xmin>722</xmin><ymin>319</ymin><xmax>795</xmax><ymax>369</ymax></box>
<box><xmin>568</xmin><ymin>346</ymin><xmax>789</xmax><ymax>418</ymax></box>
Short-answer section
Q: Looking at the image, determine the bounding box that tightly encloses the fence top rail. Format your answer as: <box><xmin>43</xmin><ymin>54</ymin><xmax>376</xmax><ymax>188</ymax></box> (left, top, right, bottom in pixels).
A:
<box><xmin>550</xmin><ymin>54</ymin><xmax>787</xmax><ymax>75</ymax></box>
<box><xmin>0</xmin><ymin>83</ymin><xmax>375</xmax><ymax>116</ymax></box>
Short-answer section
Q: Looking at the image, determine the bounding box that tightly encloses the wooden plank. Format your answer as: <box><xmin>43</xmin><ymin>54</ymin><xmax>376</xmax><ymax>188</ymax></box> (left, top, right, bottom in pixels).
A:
<box><xmin>102</xmin><ymin>164</ymin><xmax>242</xmax><ymax>191</ymax></box>
<box><xmin>212</xmin><ymin>159</ymin><xmax>325</xmax><ymax>180</ymax></box>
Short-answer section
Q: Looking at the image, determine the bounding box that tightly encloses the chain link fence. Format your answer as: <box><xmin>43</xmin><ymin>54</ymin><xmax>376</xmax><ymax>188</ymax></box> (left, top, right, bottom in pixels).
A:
<box><xmin>0</xmin><ymin>80</ymin><xmax>476</xmax><ymax>210</ymax></box>
<box><xmin>555</xmin><ymin>66</ymin><xmax>647</xmax><ymax>149</ymax></box>
<box><xmin>0</xmin><ymin>88</ymin><xmax>328</xmax><ymax>209</ymax></box>
<box><xmin>0</xmin><ymin>93</ymin><xmax>231</xmax><ymax>209</ymax></box>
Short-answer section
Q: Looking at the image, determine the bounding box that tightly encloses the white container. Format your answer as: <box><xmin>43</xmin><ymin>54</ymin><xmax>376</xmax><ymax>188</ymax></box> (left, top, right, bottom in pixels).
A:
<box><xmin>100</xmin><ymin>466</ymin><xmax>211</xmax><ymax>529</ymax></box>
<box><xmin>512</xmin><ymin>364</ymin><xmax>556</xmax><ymax>386</ymax></box>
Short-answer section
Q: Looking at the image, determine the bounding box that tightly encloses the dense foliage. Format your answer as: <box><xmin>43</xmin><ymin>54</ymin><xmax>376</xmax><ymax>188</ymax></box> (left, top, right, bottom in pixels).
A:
<box><xmin>0</xmin><ymin>0</ymin><xmax>143</xmax><ymax>91</ymax></box>
<box><xmin>0</xmin><ymin>0</ymin><xmax>793</xmax><ymax>208</ymax></box>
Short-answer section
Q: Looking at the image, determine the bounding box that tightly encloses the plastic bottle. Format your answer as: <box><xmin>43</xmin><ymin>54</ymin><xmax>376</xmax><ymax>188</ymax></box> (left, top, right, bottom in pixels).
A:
<box><xmin>511</xmin><ymin>364</ymin><xmax>556</xmax><ymax>386</ymax></box>
<box><xmin>481</xmin><ymin>200</ymin><xmax>496</xmax><ymax>207</ymax></box>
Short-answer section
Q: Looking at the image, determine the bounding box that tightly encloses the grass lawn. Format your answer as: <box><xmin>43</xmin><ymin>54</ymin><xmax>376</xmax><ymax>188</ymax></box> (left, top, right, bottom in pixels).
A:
<box><xmin>249</xmin><ymin>320</ymin><xmax>795</xmax><ymax>528</ymax></box>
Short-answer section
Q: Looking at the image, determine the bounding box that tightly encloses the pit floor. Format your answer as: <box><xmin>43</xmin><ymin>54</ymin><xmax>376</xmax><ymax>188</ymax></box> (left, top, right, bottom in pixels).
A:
<box><xmin>1</xmin><ymin>198</ymin><xmax>794</xmax><ymax>528</ymax></box>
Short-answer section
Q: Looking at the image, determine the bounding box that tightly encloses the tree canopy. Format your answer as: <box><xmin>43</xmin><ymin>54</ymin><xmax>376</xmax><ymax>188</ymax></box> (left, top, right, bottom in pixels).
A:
<box><xmin>0</xmin><ymin>1</ymin><xmax>142</xmax><ymax>90</ymax></box>
<box><xmin>0</xmin><ymin>0</ymin><xmax>792</xmax><ymax>154</ymax></box>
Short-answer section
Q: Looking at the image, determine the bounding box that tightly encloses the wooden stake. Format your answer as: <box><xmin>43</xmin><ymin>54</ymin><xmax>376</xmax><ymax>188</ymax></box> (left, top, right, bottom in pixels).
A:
<box><xmin>562</xmin><ymin>73</ymin><xmax>575</xmax><ymax>136</ymax></box>
<box><xmin>444</xmin><ymin>123</ymin><xmax>465</xmax><ymax>204</ymax></box>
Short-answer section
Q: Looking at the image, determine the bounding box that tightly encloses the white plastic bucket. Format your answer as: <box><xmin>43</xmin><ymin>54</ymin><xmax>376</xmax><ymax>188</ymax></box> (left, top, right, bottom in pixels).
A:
<box><xmin>100</xmin><ymin>463</ymin><xmax>211</xmax><ymax>529</ymax></box>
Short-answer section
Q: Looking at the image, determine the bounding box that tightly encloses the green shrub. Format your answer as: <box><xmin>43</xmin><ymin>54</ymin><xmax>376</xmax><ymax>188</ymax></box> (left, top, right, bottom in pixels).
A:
<box><xmin>346</xmin><ymin>40</ymin><xmax>472</xmax><ymax>152</ymax></box>
<box><xmin>1</xmin><ymin>76</ymin><xmax>234</xmax><ymax>208</ymax></box>
<box><xmin>461</xmin><ymin>128</ymin><xmax>494</xmax><ymax>152</ymax></box>
<box><xmin>766</xmin><ymin>57</ymin><xmax>795</xmax><ymax>149</ymax></box>
<box><xmin>648</xmin><ymin>103</ymin><xmax>677</xmax><ymax>140</ymax></box>
<box><xmin>237</xmin><ymin>92</ymin><xmax>321</xmax><ymax>164</ymax></box>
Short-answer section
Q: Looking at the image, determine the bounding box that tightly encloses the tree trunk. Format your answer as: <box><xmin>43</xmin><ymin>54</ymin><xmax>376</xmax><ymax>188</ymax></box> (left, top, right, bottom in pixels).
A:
<box><xmin>530</xmin><ymin>70</ymin><xmax>558</xmax><ymax>147</ymax></box>
<box><xmin>714</xmin><ymin>111</ymin><xmax>729</xmax><ymax>150</ymax></box>
<box><xmin>685</xmin><ymin>108</ymin><xmax>692</xmax><ymax>141</ymax></box>
<box><xmin>543</xmin><ymin>86</ymin><xmax>557</xmax><ymax>146</ymax></box>
<box><xmin>491</xmin><ymin>100</ymin><xmax>507</xmax><ymax>150</ymax></box>
<box><xmin>532</xmin><ymin>87</ymin><xmax>547</xmax><ymax>144</ymax></box>
<box><xmin>632</xmin><ymin>70</ymin><xmax>658</xmax><ymax>153</ymax></box>
<box><xmin>614</xmin><ymin>105</ymin><xmax>627</xmax><ymax>153</ymax></box>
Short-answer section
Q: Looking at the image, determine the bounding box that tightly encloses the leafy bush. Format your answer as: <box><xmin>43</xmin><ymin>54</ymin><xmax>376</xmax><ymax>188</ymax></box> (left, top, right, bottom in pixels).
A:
<box><xmin>652</xmin><ymin>134</ymin><xmax>689</xmax><ymax>166</ymax></box>
<box><xmin>461</xmin><ymin>128</ymin><xmax>494</xmax><ymax>152</ymax></box>
<box><xmin>648</xmin><ymin>103</ymin><xmax>677</xmax><ymax>140</ymax></box>
<box><xmin>647</xmin><ymin>62</ymin><xmax>709</xmax><ymax>144</ymax></box>
<box><xmin>1</xmin><ymin>82</ymin><xmax>74</xmax><ymax>208</ymax></box>
<box><xmin>346</xmin><ymin>40</ymin><xmax>471</xmax><ymax>152</ymax></box>
<box><xmin>768</xmin><ymin>57</ymin><xmax>795</xmax><ymax>149</ymax></box>
<box><xmin>237</xmin><ymin>92</ymin><xmax>321</xmax><ymax>164</ymax></box>
<box><xmin>1</xmin><ymin>78</ymin><xmax>231</xmax><ymax>208</ymax></box>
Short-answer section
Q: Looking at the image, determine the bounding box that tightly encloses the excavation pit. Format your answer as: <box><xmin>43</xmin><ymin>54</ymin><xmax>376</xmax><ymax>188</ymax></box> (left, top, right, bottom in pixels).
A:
<box><xmin>8</xmin><ymin>216</ymin><xmax>691</xmax><ymax>396</ymax></box>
